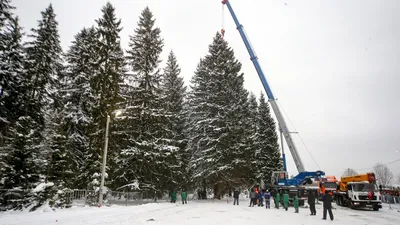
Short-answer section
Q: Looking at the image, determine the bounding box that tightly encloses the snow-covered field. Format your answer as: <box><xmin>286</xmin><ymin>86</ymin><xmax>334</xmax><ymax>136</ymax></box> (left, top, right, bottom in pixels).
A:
<box><xmin>1</xmin><ymin>200</ymin><xmax>399</xmax><ymax>225</ymax></box>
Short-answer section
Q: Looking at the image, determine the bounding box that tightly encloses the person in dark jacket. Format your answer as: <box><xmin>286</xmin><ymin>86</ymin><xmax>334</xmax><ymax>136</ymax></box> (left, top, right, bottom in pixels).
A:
<box><xmin>233</xmin><ymin>189</ymin><xmax>240</xmax><ymax>205</ymax></box>
<box><xmin>308</xmin><ymin>190</ymin><xmax>316</xmax><ymax>215</ymax></box>
<box><xmin>264</xmin><ymin>190</ymin><xmax>271</xmax><ymax>209</ymax></box>
<box><xmin>322</xmin><ymin>191</ymin><xmax>334</xmax><ymax>220</ymax></box>
<box><xmin>249</xmin><ymin>189</ymin><xmax>257</xmax><ymax>207</ymax></box>
<box><xmin>258</xmin><ymin>189</ymin><xmax>264</xmax><ymax>207</ymax></box>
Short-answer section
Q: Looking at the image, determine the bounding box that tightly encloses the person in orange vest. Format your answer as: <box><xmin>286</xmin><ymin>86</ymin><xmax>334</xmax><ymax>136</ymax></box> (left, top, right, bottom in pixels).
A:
<box><xmin>318</xmin><ymin>183</ymin><xmax>326</xmax><ymax>202</ymax></box>
<box><xmin>320</xmin><ymin>183</ymin><xmax>326</xmax><ymax>195</ymax></box>
<box><xmin>255</xmin><ymin>187</ymin><xmax>259</xmax><ymax>205</ymax></box>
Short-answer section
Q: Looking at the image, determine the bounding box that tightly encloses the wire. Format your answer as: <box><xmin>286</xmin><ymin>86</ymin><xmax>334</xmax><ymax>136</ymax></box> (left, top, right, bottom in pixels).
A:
<box><xmin>276</xmin><ymin>100</ymin><xmax>321</xmax><ymax>170</ymax></box>
<box><xmin>386</xmin><ymin>158</ymin><xmax>400</xmax><ymax>165</ymax></box>
<box><xmin>274</xmin><ymin>99</ymin><xmax>400</xmax><ymax>173</ymax></box>
<box><xmin>297</xmin><ymin>134</ymin><xmax>321</xmax><ymax>170</ymax></box>
<box><xmin>354</xmin><ymin>157</ymin><xmax>400</xmax><ymax>171</ymax></box>
<box><xmin>275</xmin><ymin>100</ymin><xmax>400</xmax><ymax>173</ymax></box>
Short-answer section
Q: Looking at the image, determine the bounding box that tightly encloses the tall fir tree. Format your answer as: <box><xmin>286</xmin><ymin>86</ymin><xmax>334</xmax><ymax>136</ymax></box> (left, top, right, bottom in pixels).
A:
<box><xmin>255</xmin><ymin>93</ymin><xmax>282</xmax><ymax>184</ymax></box>
<box><xmin>64</xmin><ymin>27</ymin><xmax>98</xmax><ymax>189</ymax></box>
<box><xmin>0</xmin><ymin>15</ymin><xmax>24</xmax><ymax>150</ymax></box>
<box><xmin>241</xmin><ymin>92</ymin><xmax>259</xmax><ymax>185</ymax></box>
<box><xmin>187</xmin><ymin>32</ymin><xmax>249</xmax><ymax>198</ymax></box>
<box><xmin>85</xmin><ymin>2</ymin><xmax>126</xmax><ymax>192</ymax></box>
<box><xmin>0</xmin><ymin>0</ymin><xmax>16</xmax><ymax>142</ymax></box>
<box><xmin>25</xmin><ymin>4</ymin><xmax>63</xmax><ymax>110</ymax></box>
<box><xmin>115</xmin><ymin>6</ymin><xmax>168</xmax><ymax>193</ymax></box>
<box><xmin>160</xmin><ymin>50</ymin><xmax>188</xmax><ymax>189</ymax></box>
<box><xmin>0</xmin><ymin>15</ymin><xmax>42</xmax><ymax>211</ymax></box>
<box><xmin>23</xmin><ymin>4</ymin><xmax>66</xmax><ymax>210</ymax></box>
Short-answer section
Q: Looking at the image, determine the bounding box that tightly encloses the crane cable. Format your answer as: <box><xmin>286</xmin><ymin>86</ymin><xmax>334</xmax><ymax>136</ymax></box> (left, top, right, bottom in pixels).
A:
<box><xmin>221</xmin><ymin>4</ymin><xmax>225</xmax><ymax>38</ymax></box>
<box><xmin>276</xmin><ymin>100</ymin><xmax>321</xmax><ymax>170</ymax></box>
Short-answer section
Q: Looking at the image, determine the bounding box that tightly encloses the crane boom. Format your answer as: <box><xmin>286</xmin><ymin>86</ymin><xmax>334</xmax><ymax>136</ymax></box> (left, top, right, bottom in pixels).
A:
<box><xmin>222</xmin><ymin>0</ymin><xmax>305</xmax><ymax>173</ymax></box>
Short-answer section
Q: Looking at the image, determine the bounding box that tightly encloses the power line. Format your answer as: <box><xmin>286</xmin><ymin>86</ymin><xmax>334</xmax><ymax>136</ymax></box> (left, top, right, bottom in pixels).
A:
<box><xmin>386</xmin><ymin>158</ymin><xmax>400</xmax><ymax>165</ymax></box>
<box><xmin>275</xmin><ymin>100</ymin><xmax>321</xmax><ymax>170</ymax></box>
<box><xmin>274</xmin><ymin>99</ymin><xmax>400</xmax><ymax>173</ymax></box>
<box><xmin>354</xmin><ymin>157</ymin><xmax>400</xmax><ymax>171</ymax></box>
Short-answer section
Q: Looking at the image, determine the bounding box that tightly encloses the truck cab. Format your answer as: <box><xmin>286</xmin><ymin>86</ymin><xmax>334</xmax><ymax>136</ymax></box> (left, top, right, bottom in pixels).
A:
<box><xmin>335</xmin><ymin>173</ymin><xmax>382</xmax><ymax>211</ymax></box>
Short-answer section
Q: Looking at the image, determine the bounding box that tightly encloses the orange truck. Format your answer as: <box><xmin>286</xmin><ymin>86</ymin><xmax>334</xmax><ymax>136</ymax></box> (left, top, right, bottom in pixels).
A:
<box><xmin>302</xmin><ymin>175</ymin><xmax>338</xmax><ymax>201</ymax></box>
<box><xmin>318</xmin><ymin>175</ymin><xmax>338</xmax><ymax>195</ymax></box>
<box><xmin>335</xmin><ymin>172</ymin><xmax>382</xmax><ymax>211</ymax></box>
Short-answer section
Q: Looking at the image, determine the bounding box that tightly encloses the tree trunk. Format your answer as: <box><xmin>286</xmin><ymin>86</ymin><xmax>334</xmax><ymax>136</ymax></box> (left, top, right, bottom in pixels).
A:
<box><xmin>214</xmin><ymin>183</ymin><xmax>222</xmax><ymax>199</ymax></box>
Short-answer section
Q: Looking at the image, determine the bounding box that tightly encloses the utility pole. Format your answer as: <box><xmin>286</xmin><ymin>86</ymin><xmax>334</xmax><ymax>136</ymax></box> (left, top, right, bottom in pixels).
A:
<box><xmin>99</xmin><ymin>114</ymin><xmax>110</xmax><ymax>207</ymax></box>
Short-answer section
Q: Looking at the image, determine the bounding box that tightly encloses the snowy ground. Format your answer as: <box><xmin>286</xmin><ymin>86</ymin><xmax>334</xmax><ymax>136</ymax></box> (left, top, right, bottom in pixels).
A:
<box><xmin>1</xmin><ymin>200</ymin><xmax>399</xmax><ymax>225</ymax></box>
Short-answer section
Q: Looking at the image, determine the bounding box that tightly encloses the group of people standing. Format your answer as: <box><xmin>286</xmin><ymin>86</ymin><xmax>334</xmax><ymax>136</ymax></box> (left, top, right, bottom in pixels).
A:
<box><xmin>233</xmin><ymin>187</ymin><xmax>334</xmax><ymax>221</ymax></box>
<box><xmin>233</xmin><ymin>188</ymin><xmax>299</xmax><ymax>212</ymax></box>
<box><xmin>169</xmin><ymin>190</ymin><xmax>188</xmax><ymax>204</ymax></box>
<box><xmin>170</xmin><ymin>187</ymin><xmax>334</xmax><ymax>221</ymax></box>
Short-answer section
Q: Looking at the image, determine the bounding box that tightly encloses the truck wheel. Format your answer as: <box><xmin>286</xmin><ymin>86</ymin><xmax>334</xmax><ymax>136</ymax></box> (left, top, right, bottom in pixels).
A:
<box><xmin>337</xmin><ymin>197</ymin><xmax>342</xmax><ymax>206</ymax></box>
<box><xmin>373</xmin><ymin>207</ymin><xmax>379</xmax><ymax>211</ymax></box>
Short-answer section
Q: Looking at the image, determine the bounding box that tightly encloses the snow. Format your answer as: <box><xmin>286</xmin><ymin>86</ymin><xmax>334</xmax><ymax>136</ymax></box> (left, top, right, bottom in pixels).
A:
<box><xmin>0</xmin><ymin>116</ymin><xmax>8</xmax><ymax>123</ymax></box>
<box><xmin>1</xmin><ymin>201</ymin><xmax>399</xmax><ymax>225</ymax></box>
<box><xmin>32</xmin><ymin>182</ymin><xmax>54</xmax><ymax>193</ymax></box>
<box><xmin>117</xmin><ymin>180</ymin><xmax>140</xmax><ymax>191</ymax></box>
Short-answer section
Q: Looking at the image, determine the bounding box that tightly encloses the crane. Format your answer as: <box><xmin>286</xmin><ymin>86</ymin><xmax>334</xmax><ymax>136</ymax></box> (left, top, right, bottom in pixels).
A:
<box><xmin>221</xmin><ymin>0</ymin><xmax>324</xmax><ymax>188</ymax></box>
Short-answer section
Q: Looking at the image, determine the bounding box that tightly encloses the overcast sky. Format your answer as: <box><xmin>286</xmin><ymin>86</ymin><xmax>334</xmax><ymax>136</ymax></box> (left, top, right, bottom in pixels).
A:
<box><xmin>11</xmin><ymin>0</ymin><xmax>400</xmax><ymax>182</ymax></box>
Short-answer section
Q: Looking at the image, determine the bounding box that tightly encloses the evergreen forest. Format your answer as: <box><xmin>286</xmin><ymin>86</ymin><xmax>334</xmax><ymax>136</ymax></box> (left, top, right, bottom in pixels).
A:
<box><xmin>0</xmin><ymin>0</ymin><xmax>282</xmax><ymax>210</ymax></box>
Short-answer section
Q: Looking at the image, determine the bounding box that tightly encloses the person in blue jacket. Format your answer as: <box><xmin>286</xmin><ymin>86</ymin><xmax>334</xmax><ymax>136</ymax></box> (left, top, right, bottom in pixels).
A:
<box><xmin>258</xmin><ymin>189</ymin><xmax>264</xmax><ymax>207</ymax></box>
<box><xmin>264</xmin><ymin>190</ymin><xmax>271</xmax><ymax>209</ymax></box>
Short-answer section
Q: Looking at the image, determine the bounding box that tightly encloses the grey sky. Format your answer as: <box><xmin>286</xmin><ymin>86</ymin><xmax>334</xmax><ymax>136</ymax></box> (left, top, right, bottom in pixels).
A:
<box><xmin>12</xmin><ymin>0</ymin><xmax>400</xmax><ymax>181</ymax></box>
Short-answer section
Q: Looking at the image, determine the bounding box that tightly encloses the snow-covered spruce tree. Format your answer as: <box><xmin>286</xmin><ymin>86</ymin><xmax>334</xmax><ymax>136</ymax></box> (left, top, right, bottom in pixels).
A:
<box><xmin>115</xmin><ymin>6</ymin><xmax>169</xmax><ymax>194</ymax></box>
<box><xmin>0</xmin><ymin>112</ymin><xmax>43</xmax><ymax>211</ymax></box>
<box><xmin>0</xmin><ymin>0</ymin><xmax>16</xmax><ymax>143</ymax></box>
<box><xmin>0</xmin><ymin>0</ymin><xmax>13</xmax><ymax>29</ymax></box>
<box><xmin>24</xmin><ymin>4</ymin><xmax>66</xmax><ymax>210</ymax></box>
<box><xmin>241</xmin><ymin>92</ymin><xmax>259</xmax><ymax>185</ymax></box>
<box><xmin>44</xmin><ymin>111</ymin><xmax>71</xmax><ymax>209</ymax></box>
<box><xmin>0</xmin><ymin>16</ymin><xmax>42</xmax><ymax>211</ymax></box>
<box><xmin>85</xmin><ymin>2</ymin><xmax>126</xmax><ymax>194</ymax></box>
<box><xmin>64</xmin><ymin>27</ymin><xmax>98</xmax><ymax>190</ymax></box>
<box><xmin>255</xmin><ymin>93</ymin><xmax>282</xmax><ymax>184</ymax></box>
<box><xmin>160</xmin><ymin>50</ymin><xmax>188</xmax><ymax>190</ymax></box>
<box><xmin>187</xmin><ymin>32</ymin><xmax>249</xmax><ymax>199</ymax></box>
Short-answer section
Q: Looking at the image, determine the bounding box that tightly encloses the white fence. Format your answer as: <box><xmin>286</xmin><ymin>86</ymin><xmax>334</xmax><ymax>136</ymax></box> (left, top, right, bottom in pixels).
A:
<box><xmin>0</xmin><ymin>189</ymin><xmax>170</xmax><ymax>209</ymax></box>
<box><xmin>67</xmin><ymin>189</ymin><xmax>169</xmax><ymax>206</ymax></box>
